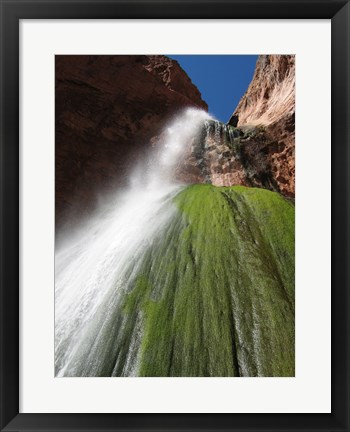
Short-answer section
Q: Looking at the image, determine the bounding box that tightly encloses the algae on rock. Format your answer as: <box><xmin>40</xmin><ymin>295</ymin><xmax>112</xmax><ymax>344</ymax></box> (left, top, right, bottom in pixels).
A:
<box><xmin>119</xmin><ymin>184</ymin><xmax>295</xmax><ymax>377</ymax></box>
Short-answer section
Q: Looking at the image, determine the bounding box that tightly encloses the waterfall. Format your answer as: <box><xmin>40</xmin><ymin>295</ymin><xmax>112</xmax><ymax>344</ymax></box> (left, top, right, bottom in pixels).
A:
<box><xmin>55</xmin><ymin>108</ymin><xmax>213</xmax><ymax>377</ymax></box>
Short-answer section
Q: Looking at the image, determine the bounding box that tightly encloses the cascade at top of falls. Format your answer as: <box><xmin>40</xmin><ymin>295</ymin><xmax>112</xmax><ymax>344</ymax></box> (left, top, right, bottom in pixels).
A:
<box><xmin>130</xmin><ymin>108</ymin><xmax>214</xmax><ymax>189</ymax></box>
<box><xmin>202</xmin><ymin>119</ymin><xmax>243</xmax><ymax>147</ymax></box>
<box><xmin>138</xmin><ymin>108</ymin><xmax>244</xmax><ymax>189</ymax></box>
<box><xmin>155</xmin><ymin>109</ymin><xmax>213</xmax><ymax>174</ymax></box>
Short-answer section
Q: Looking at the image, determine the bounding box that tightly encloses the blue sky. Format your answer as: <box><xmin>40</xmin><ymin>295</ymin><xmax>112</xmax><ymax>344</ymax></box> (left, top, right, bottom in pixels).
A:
<box><xmin>169</xmin><ymin>55</ymin><xmax>258</xmax><ymax>123</ymax></box>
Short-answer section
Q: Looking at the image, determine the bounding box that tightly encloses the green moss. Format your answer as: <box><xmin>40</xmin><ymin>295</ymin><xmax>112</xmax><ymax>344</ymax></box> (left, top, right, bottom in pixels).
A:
<box><xmin>119</xmin><ymin>184</ymin><xmax>294</xmax><ymax>377</ymax></box>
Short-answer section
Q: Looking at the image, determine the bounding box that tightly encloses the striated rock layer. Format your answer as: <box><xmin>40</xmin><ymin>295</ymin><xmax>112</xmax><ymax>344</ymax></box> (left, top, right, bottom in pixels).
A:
<box><xmin>55</xmin><ymin>55</ymin><xmax>207</xmax><ymax>227</ymax></box>
<box><xmin>230</xmin><ymin>55</ymin><xmax>295</xmax><ymax>127</ymax></box>
<box><xmin>228</xmin><ymin>55</ymin><xmax>295</xmax><ymax>197</ymax></box>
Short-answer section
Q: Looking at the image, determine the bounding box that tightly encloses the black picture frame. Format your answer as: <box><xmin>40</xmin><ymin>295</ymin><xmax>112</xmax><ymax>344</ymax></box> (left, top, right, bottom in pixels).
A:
<box><xmin>1</xmin><ymin>1</ymin><xmax>349</xmax><ymax>431</ymax></box>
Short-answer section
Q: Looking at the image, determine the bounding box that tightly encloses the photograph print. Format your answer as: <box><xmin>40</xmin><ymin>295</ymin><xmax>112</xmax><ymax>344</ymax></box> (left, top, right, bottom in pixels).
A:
<box><xmin>55</xmin><ymin>54</ymin><xmax>295</xmax><ymax>377</ymax></box>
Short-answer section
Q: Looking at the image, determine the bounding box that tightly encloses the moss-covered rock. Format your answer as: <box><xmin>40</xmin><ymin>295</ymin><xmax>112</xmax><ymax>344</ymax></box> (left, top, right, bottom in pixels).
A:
<box><xmin>120</xmin><ymin>184</ymin><xmax>294</xmax><ymax>377</ymax></box>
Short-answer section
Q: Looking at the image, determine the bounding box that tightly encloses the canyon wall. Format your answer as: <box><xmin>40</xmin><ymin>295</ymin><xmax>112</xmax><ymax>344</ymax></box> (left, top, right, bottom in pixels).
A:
<box><xmin>229</xmin><ymin>55</ymin><xmax>295</xmax><ymax>197</ymax></box>
<box><xmin>55</xmin><ymin>55</ymin><xmax>207</xmax><ymax>226</ymax></box>
<box><xmin>230</xmin><ymin>55</ymin><xmax>295</xmax><ymax>127</ymax></box>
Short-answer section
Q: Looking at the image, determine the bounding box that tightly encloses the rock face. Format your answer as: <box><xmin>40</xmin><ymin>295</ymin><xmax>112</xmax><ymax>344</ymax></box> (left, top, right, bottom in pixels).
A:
<box><xmin>55</xmin><ymin>55</ymin><xmax>207</xmax><ymax>226</ymax></box>
<box><xmin>175</xmin><ymin>121</ymin><xmax>282</xmax><ymax>194</ymax></box>
<box><xmin>230</xmin><ymin>55</ymin><xmax>295</xmax><ymax>127</ymax></box>
<box><xmin>229</xmin><ymin>55</ymin><xmax>295</xmax><ymax>197</ymax></box>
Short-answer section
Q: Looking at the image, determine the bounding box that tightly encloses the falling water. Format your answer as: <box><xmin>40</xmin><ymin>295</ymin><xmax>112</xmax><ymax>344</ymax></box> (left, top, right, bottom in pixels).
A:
<box><xmin>55</xmin><ymin>108</ymin><xmax>214</xmax><ymax>377</ymax></box>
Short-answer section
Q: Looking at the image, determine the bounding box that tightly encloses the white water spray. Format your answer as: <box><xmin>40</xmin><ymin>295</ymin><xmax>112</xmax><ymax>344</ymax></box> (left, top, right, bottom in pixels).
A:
<box><xmin>55</xmin><ymin>108</ymin><xmax>213</xmax><ymax>377</ymax></box>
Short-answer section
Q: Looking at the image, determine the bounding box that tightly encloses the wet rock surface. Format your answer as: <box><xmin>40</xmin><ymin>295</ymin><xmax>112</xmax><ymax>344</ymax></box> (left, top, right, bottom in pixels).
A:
<box><xmin>175</xmin><ymin>121</ymin><xmax>282</xmax><ymax>194</ymax></box>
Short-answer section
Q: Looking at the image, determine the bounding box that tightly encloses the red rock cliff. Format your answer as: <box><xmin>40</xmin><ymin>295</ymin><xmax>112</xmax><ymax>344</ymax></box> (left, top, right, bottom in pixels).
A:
<box><xmin>231</xmin><ymin>55</ymin><xmax>295</xmax><ymax>127</ymax></box>
<box><xmin>229</xmin><ymin>55</ymin><xmax>295</xmax><ymax>197</ymax></box>
<box><xmin>55</xmin><ymin>55</ymin><xmax>207</xmax><ymax>226</ymax></box>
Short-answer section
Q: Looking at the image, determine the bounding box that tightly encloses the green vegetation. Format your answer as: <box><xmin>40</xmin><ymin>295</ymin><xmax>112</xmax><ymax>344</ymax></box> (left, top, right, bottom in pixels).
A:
<box><xmin>118</xmin><ymin>184</ymin><xmax>295</xmax><ymax>377</ymax></box>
